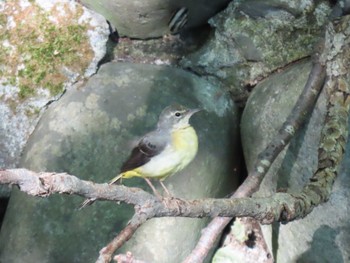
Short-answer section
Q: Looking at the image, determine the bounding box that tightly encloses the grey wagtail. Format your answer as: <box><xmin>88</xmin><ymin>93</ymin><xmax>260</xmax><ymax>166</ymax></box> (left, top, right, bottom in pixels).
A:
<box><xmin>79</xmin><ymin>104</ymin><xmax>200</xmax><ymax>209</ymax></box>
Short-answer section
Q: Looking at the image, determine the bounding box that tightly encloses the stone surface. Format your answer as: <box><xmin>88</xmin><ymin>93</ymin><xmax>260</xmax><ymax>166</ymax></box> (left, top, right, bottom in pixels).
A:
<box><xmin>0</xmin><ymin>62</ymin><xmax>240</xmax><ymax>262</ymax></box>
<box><xmin>240</xmin><ymin>59</ymin><xmax>350</xmax><ymax>262</ymax></box>
<box><xmin>213</xmin><ymin>218</ymin><xmax>273</xmax><ymax>263</ymax></box>
<box><xmin>180</xmin><ymin>0</ymin><xmax>331</xmax><ymax>103</ymax></box>
<box><xmin>0</xmin><ymin>0</ymin><xmax>109</xmax><ymax>192</ymax></box>
<box><xmin>80</xmin><ymin>0</ymin><xmax>230</xmax><ymax>39</ymax></box>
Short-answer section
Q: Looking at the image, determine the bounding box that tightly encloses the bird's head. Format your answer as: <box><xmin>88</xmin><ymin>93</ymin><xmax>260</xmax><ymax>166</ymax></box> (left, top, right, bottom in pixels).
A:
<box><xmin>157</xmin><ymin>104</ymin><xmax>200</xmax><ymax>130</ymax></box>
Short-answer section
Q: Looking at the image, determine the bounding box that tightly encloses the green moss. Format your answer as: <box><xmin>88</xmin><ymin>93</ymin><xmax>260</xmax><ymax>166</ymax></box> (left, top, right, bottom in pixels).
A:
<box><xmin>0</xmin><ymin>2</ymin><xmax>94</xmax><ymax>100</ymax></box>
<box><xmin>18</xmin><ymin>85</ymin><xmax>35</xmax><ymax>100</ymax></box>
<box><xmin>46</xmin><ymin>82</ymin><xmax>64</xmax><ymax>97</ymax></box>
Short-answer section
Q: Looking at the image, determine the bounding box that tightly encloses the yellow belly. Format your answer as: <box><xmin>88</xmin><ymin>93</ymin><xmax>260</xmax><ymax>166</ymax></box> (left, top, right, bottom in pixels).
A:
<box><xmin>121</xmin><ymin>126</ymin><xmax>198</xmax><ymax>180</ymax></box>
<box><xmin>171</xmin><ymin>126</ymin><xmax>198</xmax><ymax>171</ymax></box>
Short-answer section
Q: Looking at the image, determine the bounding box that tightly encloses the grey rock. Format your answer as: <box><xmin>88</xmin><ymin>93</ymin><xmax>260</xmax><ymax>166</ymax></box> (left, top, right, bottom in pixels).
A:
<box><xmin>240</xmin><ymin>59</ymin><xmax>350</xmax><ymax>262</ymax></box>
<box><xmin>80</xmin><ymin>0</ymin><xmax>230</xmax><ymax>39</ymax></box>
<box><xmin>0</xmin><ymin>0</ymin><xmax>109</xmax><ymax>177</ymax></box>
<box><xmin>0</xmin><ymin>62</ymin><xmax>240</xmax><ymax>263</ymax></box>
<box><xmin>35</xmin><ymin>0</ymin><xmax>110</xmax><ymax>78</ymax></box>
<box><xmin>181</xmin><ymin>0</ymin><xmax>331</xmax><ymax>102</ymax></box>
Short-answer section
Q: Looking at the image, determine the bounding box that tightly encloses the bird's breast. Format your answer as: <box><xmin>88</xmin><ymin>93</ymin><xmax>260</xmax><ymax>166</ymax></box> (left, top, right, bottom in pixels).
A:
<box><xmin>130</xmin><ymin>126</ymin><xmax>198</xmax><ymax>179</ymax></box>
<box><xmin>171</xmin><ymin>126</ymin><xmax>198</xmax><ymax>168</ymax></box>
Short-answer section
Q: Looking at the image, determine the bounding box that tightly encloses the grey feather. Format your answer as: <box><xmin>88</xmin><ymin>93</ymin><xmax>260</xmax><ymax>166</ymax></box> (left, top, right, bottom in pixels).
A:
<box><xmin>120</xmin><ymin>130</ymin><xmax>169</xmax><ymax>172</ymax></box>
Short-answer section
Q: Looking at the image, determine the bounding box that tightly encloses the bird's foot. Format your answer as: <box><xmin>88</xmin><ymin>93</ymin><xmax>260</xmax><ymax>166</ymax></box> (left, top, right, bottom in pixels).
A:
<box><xmin>161</xmin><ymin>196</ymin><xmax>182</xmax><ymax>214</ymax></box>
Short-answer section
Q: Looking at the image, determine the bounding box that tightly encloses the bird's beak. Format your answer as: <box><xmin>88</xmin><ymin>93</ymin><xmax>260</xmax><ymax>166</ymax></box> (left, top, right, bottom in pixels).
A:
<box><xmin>188</xmin><ymin>108</ymin><xmax>202</xmax><ymax>116</ymax></box>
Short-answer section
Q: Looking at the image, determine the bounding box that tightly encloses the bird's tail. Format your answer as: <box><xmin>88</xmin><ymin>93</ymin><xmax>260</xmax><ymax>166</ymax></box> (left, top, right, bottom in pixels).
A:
<box><xmin>78</xmin><ymin>198</ymin><xmax>96</xmax><ymax>210</ymax></box>
<box><xmin>108</xmin><ymin>173</ymin><xmax>123</xmax><ymax>185</ymax></box>
<box><xmin>78</xmin><ymin>174</ymin><xmax>123</xmax><ymax>210</ymax></box>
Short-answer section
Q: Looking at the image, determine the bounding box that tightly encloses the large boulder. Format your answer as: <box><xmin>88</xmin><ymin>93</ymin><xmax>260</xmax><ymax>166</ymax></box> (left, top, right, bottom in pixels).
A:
<box><xmin>80</xmin><ymin>0</ymin><xmax>231</xmax><ymax>38</ymax></box>
<box><xmin>0</xmin><ymin>62</ymin><xmax>240</xmax><ymax>262</ymax></box>
<box><xmin>240</xmin><ymin>59</ymin><xmax>350</xmax><ymax>262</ymax></box>
<box><xmin>0</xmin><ymin>0</ymin><xmax>109</xmax><ymax>198</ymax></box>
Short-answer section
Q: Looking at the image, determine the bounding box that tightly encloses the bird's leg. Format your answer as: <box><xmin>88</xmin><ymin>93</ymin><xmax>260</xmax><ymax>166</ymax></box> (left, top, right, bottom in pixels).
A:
<box><xmin>144</xmin><ymin>178</ymin><xmax>162</xmax><ymax>199</ymax></box>
<box><xmin>159</xmin><ymin>181</ymin><xmax>172</xmax><ymax>197</ymax></box>
<box><xmin>159</xmin><ymin>181</ymin><xmax>182</xmax><ymax>213</ymax></box>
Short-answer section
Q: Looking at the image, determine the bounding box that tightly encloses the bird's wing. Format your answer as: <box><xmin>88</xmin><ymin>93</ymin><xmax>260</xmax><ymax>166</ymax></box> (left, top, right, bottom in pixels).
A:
<box><xmin>120</xmin><ymin>130</ymin><xmax>168</xmax><ymax>173</ymax></box>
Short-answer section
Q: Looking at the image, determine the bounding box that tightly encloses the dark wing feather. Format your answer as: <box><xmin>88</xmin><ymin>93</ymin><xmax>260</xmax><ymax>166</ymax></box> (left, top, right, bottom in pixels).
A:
<box><xmin>120</xmin><ymin>131</ymin><xmax>167</xmax><ymax>172</ymax></box>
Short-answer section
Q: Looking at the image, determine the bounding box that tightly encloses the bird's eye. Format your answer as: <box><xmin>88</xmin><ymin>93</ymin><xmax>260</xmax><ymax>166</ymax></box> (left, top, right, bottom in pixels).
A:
<box><xmin>175</xmin><ymin>112</ymin><xmax>181</xmax><ymax>117</ymax></box>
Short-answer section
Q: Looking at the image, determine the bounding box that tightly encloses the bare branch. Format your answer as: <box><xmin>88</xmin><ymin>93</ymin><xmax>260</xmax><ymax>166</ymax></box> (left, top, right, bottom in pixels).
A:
<box><xmin>1</xmin><ymin>164</ymin><xmax>347</xmax><ymax>261</ymax></box>
<box><xmin>182</xmin><ymin>217</ymin><xmax>231</xmax><ymax>263</ymax></box>
<box><xmin>113</xmin><ymin>252</ymin><xmax>149</xmax><ymax>263</ymax></box>
<box><xmin>184</xmin><ymin>12</ymin><xmax>350</xmax><ymax>263</ymax></box>
<box><xmin>97</xmin><ymin>214</ymin><xmax>147</xmax><ymax>263</ymax></box>
<box><xmin>237</xmin><ymin>54</ymin><xmax>326</xmax><ymax>198</ymax></box>
<box><xmin>0</xmin><ymin>168</ymin><xmax>344</xmax><ymax>222</ymax></box>
<box><xmin>0</xmin><ymin>169</ymin><xmax>157</xmax><ymax>205</ymax></box>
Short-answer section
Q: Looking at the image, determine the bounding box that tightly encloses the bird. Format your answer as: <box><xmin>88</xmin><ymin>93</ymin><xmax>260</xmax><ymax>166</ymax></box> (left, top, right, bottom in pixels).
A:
<box><xmin>79</xmin><ymin>104</ymin><xmax>200</xmax><ymax>209</ymax></box>
<box><xmin>168</xmin><ymin>7</ymin><xmax>188</xmax><ymax>34</ymax></box>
